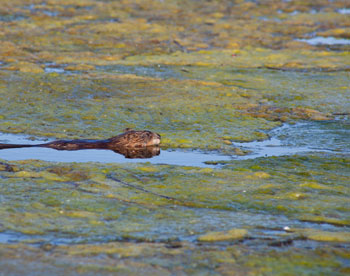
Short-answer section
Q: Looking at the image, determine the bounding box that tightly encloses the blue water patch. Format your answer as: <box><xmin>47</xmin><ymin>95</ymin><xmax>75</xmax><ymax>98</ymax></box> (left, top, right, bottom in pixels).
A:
<box><xmin>0</xmin><ymin>132</ymin><xmax>231</xmax><ymax>167</ymax></box>
<box><xmin>234</xmin><ymin>119</ymin><xmax>350</xmax><ymax>159</ymax></box>
<box><xmin>0</xmin><ymin>119</ymin><xmax>348</xmax><ymax>166</ymax></box>
<box><xmin>0</xmin><ymin>14</ymin><xmax>27</xmax><ymax>22</ymax></box>
<box><xmin>297</xmin><ymin>36</ymin><xmax>350</xmax><ymax>45</ymax></box>
<box><xmin>338</xmin><ymin>8</ymin><xmax>350</xmax><ymax>14</ymax></box>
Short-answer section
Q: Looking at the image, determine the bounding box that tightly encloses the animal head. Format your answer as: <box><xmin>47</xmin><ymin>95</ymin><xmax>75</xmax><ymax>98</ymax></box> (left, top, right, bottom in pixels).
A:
<box><xmin>111</xmin><ymin>128</ymin><xmax>161</xmax><ymax>148</ymax></box>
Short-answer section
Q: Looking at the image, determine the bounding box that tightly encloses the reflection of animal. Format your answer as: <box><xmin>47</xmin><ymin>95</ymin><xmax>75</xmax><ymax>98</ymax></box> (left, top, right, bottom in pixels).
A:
<box><xmin>113</xmin><ymin>145</ymin><xmax>160</xmax><ymax>159</ymax></box>
<box><xmin>0</xmin><ymin>129</ymin><xmax>161</xmax><ymax>158</ymax></box>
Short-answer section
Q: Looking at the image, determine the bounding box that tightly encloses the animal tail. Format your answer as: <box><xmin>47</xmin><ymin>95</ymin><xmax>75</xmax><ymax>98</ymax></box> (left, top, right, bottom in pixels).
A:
<box><xmin>0</xmin><ymin>143</ymin><xmax>37</xmax><ymax>149</ymax></box>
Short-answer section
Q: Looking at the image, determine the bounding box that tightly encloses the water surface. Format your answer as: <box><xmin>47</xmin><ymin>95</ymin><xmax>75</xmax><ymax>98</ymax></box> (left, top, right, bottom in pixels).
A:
<box><xmin>297</xmin><ymin>36</ymin><xmax>350</xmax><ymax>45</ymax></box>
<box><xmin>0</xmin><ymin>119</ymin><xmax>348</xmax><ymax>166</ymax></box>
<box><xmin>234</xmin><ymin>119</ymin><xmax>350</xmax><ymax>159</ymax></box>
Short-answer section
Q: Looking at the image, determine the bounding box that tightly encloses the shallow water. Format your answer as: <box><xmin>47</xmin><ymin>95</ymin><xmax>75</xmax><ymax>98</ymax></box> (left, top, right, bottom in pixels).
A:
<box><xmin>0</xmin><ymin>205</ymin><xmax>343</xmax><ymax>245</ymax></box>
<box><xmin>1</xmin><ymin>0</ymin><xmax>350</xmax><ymax>274</ymax></box>
<box><xmin>0</xmin><ymin>132</ymin><xmax>232</xmax><ymax>167</ymax></box>
<box><xmin>44</xmin><ymin>66</ymin><xmax>65</xmax><ymax>74</ymax></box>
<box><xmin>0</xmin><ymin>119</ymin><xmax>348</xmax><ymax>166</ymax></box>
<box><xmin>234</xmin><ymin>119</ymin><xmax>350</xmax><ymax>159</ymax></box>
<box><xmin>297</xmin><ymin>36</ymin><xmax>350</xmax><ymax>45</ymax></box>
<box><xmin>97</xmin><ymin>64</ymin><xmax>184</xmax><ymax>80</ymax></box>
<box><xmin>0</xmin><ymin>146</ymin><xmax>232</xmax><ymax>167</ymax></box>
<box><xmin>338</xmin><ymin>8</ymin><xmax>350</xmax><ymax>14</ymax></box>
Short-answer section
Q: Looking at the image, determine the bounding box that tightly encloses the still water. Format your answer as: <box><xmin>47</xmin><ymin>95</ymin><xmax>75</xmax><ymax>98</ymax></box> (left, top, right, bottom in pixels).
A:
<box><xmin>0</xmin><ymin>118</ymin><xmax>348</xmax><ymax>167</ymax></box>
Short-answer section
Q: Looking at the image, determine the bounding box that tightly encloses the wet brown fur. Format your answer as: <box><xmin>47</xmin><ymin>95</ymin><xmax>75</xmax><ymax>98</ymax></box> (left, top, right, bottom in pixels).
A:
<box><xmin>0</xmin><ymin>129</ymin><xmax>161</xmax><ymax>154</ymax></box>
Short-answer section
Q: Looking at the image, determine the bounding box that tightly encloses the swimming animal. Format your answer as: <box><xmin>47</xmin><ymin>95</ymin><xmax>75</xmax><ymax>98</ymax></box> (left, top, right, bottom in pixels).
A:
<box><xmin>0</xmin><ymin>128</ymin><xmax>161</xmax><ymax>159</ymax></box>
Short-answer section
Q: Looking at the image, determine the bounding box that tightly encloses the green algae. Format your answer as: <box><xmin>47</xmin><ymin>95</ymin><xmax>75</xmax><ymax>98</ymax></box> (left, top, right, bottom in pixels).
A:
<box><xmin>299</xmin><ymin>215</ymin><xmax>350</xmax><ymax>227</ymax></box>
<box><xmin>241</xmin><ymin>248</ymin><xmax>346</xmax><ymax>276</ymax></box>
<box><xmin>0</xmin><ymin>70</ymin><xmax>283</xmax><ymax>150</ymax></box>
<box><xmin>0</xmin><ymin>0</ymin><xmax>349</xmax><ymax>274</ymax></box>
<box><xmin>2</xmin><ymin>0</ymin><xmax>350</xmax><ymax>68</ymax></box>
<box><xmin>198</xmin><ymin>229</ymin><xmax>248</xmax><ymax>242</ymax></box>
<box><xmin>288</xmin><ymin>228</ymin><xmax>350</xmax><ymax>243</ymax></box>
<box><xmin>0</xmin><ymin>0</ymin><xmax>349</xmax><ymax>152</ymax></box>
<box><xmin>0</xmin><ymin>154</ymin><xmax>349</xmax><ymax>240</ymax></box>
<box><xmin>0</xmin><ymin>242</ymin><xmax>348</xmax><ymax>276</ymax></box>
<box><xmin>0</xmin><ymin>2</ymin><xmax>348</xmax><ymax>152</ymax></box>
<box><xmin>0</xmin><ymin>68</ymin><xmax>347</xmax><ymax>151</ymax></box>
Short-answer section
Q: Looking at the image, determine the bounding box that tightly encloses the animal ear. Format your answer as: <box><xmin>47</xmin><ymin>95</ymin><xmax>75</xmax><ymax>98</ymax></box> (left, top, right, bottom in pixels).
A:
<box><xmin>124</xmin><ymin>128</ymin><xmax>134</xmax><ymax>132</ymax></box>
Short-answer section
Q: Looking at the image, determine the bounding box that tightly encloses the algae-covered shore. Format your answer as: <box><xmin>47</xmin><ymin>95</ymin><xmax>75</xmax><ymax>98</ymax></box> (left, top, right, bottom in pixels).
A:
<box><xmin>0</xmin><ymin>0</ymin><xmax>349</xmax><ymax>275</ymax></box>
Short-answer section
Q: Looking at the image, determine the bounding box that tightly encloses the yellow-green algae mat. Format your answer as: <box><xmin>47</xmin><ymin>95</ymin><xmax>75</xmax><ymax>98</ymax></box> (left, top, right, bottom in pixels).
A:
<box><xmin>1</xmin><ymin>155</ymin><xmax>349</xmax><ymax>275</ymax></box>
<box><xmin>0</xmin><ymin>0</ymin><xmax>350</xmax><ymax>275</ymax></box>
